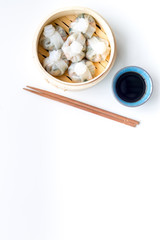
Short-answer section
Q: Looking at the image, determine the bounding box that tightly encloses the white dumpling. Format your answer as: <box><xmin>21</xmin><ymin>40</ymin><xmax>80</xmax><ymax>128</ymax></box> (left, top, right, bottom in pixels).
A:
<box><xmin>43</xmin><ymin>49</ymin><xmax>69</xmax><ymax>76</ymax></box>
<box><xmin>68</xmin><ymin>59</ymin><xmax>95</xmax><ymax>83</ymax></box>
<box><xmin>62</xmin><ymin>33</ymin><xmax>86</xmax><ymax>62</ymax></box>
<box><xmin>86</xmin><ymin>36</ymin><xmax>111</xmax><ymax>62</ymax></box>
<box><xmin>69</xmin><ymin>14</ymin><xmax>96</xmax><ymax>39</ymax></box>
<box><xmin>40</xmin><ymin>24</ymin><xmax>67</xmax><ymax>51</ymax></box>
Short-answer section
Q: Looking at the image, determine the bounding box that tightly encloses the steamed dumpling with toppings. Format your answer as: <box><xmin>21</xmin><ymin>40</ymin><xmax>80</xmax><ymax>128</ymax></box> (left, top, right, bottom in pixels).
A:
<box><xmin>86</xmin><ymin>36</ymin><xmax>110</xmax><ymax>62</ymax></box>
<box><xmin>43</xmin><ymin>49</ymin><xmax>69</xmax><ymax>76</ymax></box>
<box><xmin>40</xmin><ymin>24</ymin><xmax>67</xmax><ymax>51</ymax></box>
<box><xmin>68</xmin><ymin>60</ymin><xmax>95</xmax><ymax>83</ymax></box>
<box><xmin>62</xmin><ymin>33</ymin><xmax>86</xmax><ymax>62</ymax></box>
<box><xmin>69</xmin><ymin>14</ymin><xmax>96</xmax><ymax>39</ymax></box>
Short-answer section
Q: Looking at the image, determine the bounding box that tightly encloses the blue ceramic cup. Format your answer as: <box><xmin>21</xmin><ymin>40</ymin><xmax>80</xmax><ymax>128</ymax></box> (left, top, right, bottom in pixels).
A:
<box><xmin>113</xmin><ymin>66</ymin><xmax>153</xmax><ymax>107</ymax></box>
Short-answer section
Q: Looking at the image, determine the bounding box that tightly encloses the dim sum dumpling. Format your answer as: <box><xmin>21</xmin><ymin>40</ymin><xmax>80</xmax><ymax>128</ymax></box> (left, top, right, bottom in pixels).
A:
<box><xmin>68</xmin><ymin>59</ymin><xmax>95</xmax><ymax>83</ymax></box>
<box><xmin>69</xmin><ymin>14</ymin><xmax>96</xmax><ymax>39</ymax></box>
<box><xmin>43</xmin><ymin>49</ymin><xmax>69</xmax><ymax>76</ymax></box>
<box><xmin>62</xmin><ymin>33</ymin><xmax>86</xmax><ymax>62</ymax></box>
<box><xmin>40</xmin><ymin>24</ymin><xmax>67</xmax><ymax>51</ymax></box>
<box><xmin>86</xmin><ymin>36</ymin><xmax>110</xmax><ymax>62</ymax></box>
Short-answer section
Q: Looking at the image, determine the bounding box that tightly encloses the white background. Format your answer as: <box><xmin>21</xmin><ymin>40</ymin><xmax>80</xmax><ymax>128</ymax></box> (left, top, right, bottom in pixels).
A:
<box><xmin>0</xmin><ymin>0</ymin><xmax>160</xmax><ymax>239</ymax></box>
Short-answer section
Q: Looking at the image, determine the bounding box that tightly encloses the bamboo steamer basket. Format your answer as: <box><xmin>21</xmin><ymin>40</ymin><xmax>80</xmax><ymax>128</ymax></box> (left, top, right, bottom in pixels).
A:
<box><xmin>33</xmin><ymin>7</ymin><xmax>116</xmax><ymax>91</ymax></box>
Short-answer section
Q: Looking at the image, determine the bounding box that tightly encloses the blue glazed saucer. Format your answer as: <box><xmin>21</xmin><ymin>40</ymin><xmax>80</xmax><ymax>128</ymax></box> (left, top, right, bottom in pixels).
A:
<box><xmin>113</xmin><ymin>66</ymin><xmax>153</xmax><ymax>107</ymax></box>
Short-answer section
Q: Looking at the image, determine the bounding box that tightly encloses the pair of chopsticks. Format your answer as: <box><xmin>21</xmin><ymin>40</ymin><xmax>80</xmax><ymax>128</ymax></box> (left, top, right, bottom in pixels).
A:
<box><xmin>23</xmin><ymin>86</ymin><xmax>140</xmax><ymax>127</ymax></box>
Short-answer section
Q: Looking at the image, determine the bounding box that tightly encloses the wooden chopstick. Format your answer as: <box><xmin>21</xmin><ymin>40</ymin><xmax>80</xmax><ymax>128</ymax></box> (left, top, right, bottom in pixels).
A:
<box><xmin>24</xmin><ymin>88</ymin><xmax>136</xmax><ymax>127</ymax></box>
<box><xmin>26</xmin><ymin>86</ymin><xmax>139</xmax><ymax>125</ymax></box>
<box><xmin>23</xmin><ymin>86</ymin><xmax>140</xmax><ymax>127</ymax></box>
